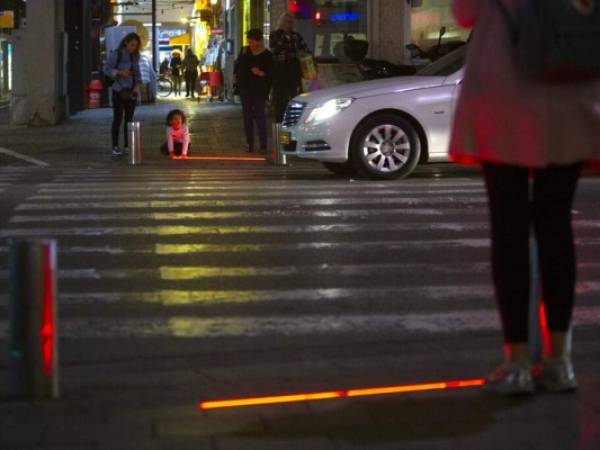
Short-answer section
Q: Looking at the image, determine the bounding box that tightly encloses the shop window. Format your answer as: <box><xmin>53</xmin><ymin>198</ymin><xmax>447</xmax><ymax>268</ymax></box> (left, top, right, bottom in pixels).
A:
<box><xmin>293</xmin><ymin>0</ymin><xmax>367</xmax><ymax>62</ymax></box>
<box><xmin>410</xmin><ymin>0</ymin><xmax>468</xmax><ymax>47</ymax></box>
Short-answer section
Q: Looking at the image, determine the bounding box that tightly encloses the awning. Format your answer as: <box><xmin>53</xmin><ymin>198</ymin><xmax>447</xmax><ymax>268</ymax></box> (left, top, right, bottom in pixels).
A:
<box><xmin>169</xmin><ymin>33</ymin><xmax>191</xmax><ymax>46</ymax></box>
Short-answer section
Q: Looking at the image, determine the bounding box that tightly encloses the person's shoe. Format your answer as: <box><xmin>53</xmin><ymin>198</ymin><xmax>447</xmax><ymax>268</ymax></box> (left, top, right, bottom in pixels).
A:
<box><xmin>247</xmin><ymin>146</ymin><xmax>254</xmax><ymax>153</ymax></box>
<box><xmin>533</xmin><ymin>358</ymin><xmax>577</xmax><ymax>393</ymax></box>
<box><xmin>112</xmin><ymin>146</ymin><xmax>124</xmax><ymax>157</ymax></box>
<box><xmin>483</xmin><ymin>361</ymin><xmax>535</xmax><ymax>396</ymax></box>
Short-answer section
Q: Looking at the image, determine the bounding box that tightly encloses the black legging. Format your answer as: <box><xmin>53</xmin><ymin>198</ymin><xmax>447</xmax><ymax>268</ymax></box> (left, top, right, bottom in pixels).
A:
<box><xmin>111</xmin><ymin>90</ymin><xmax>136</xmax><ymax>148</ymax></box>
<box><xmin>172</xmin><ymin>74</ymin><xmax>183</xmax><ymax>96</ymax></box>
<box><xmin>241</xmin><ymin>93</ymin><xmax>267</xmax><ymax>150</ymax></box>
<box><xmin>185</xmin><ymin>70</ymin><xmax>198</xmax><ymax>97</ymax></box>
<box><xmin>482</xmin><ymin>162</ymin><xmax>583</xmax><ymax>343</ymax></box>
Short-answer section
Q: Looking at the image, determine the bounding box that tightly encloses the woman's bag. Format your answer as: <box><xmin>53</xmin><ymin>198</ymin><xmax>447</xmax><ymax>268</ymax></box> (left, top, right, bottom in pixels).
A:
<box><xmin>494</xmin><ymin>0</ymin><xmax>600</xmax><ymax>83</ymax></box>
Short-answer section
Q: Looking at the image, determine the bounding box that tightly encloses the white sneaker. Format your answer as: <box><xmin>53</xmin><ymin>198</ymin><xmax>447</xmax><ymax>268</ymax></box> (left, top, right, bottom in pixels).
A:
<box><xmin>483</xmin><ymin>361</ymin><xmax>535</xmax><ymax>396</ymax></box>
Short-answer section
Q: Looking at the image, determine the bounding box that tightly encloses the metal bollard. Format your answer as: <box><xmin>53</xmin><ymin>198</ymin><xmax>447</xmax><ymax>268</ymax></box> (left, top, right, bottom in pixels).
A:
<box><xmin>271</xmin><ymin>123</ymin><xmax>287</xmax><ymax>166</ymax></box>
<box><xmin>128</xmin><ymin>122</ymin><xmax>142</xmax><ymax>165</ymax></box>
<box><xmin>9</xmin><ymin>239</ymin><xmax>59</xmax><ymax>400</ymax></box>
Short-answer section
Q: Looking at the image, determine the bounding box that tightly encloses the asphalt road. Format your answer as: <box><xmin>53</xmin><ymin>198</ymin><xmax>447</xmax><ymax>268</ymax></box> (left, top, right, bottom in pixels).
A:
<box><xmin>1</xmin><ymin>160</ymin><xmax>600</xmax><ymax>449</ymax></box>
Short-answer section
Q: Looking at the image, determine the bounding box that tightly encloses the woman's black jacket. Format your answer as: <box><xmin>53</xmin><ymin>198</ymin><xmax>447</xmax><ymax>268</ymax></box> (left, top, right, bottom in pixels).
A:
<box><xmin>233</xmin><ymin>47</ymin><xmax>274</xmax><ymax>100</ymax></box>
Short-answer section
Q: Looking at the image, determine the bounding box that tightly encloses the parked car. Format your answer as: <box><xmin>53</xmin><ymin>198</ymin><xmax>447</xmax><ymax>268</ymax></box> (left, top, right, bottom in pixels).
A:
<box><xmin>279</xmin><ymin>46</ymin><xmax>467</xmax><ymax>179</ymax></box>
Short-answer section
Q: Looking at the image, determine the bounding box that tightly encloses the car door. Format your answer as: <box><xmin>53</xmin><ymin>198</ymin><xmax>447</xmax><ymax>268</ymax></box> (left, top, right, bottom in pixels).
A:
<box><xmin>416</xmin><ymin>81</ymin><xmax>458</xmax><ymax>157</ymax></box>
<box><xmin>433</xmin><ymin>67</ymin><xmax>465</xmax><ymax>156</ymax></box>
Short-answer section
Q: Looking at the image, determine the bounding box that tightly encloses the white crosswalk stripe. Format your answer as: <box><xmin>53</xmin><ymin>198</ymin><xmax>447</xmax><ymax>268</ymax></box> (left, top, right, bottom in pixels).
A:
<box><xmin>1</xmin><ymin>167</ymin><xmax>599</xmax><ymax>341</ymax></box>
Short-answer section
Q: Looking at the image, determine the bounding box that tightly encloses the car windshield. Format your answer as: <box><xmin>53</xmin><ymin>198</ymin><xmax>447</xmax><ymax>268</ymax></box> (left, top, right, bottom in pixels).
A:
<box><xmin>416</xmin><ymin>46</ymin><xmax>467</xmax><ymax>77</ymax></box>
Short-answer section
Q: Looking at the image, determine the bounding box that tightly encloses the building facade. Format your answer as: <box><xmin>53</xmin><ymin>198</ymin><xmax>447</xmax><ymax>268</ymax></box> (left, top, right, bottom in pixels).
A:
<box><xmin>3</xmin><ymin>0</ymin><xmax>460</xmax><ymax>124</ymax></box>
<box><xmin>266</xmin><ymin>0</ymin><xmax>464</xmax><ymax>65</ymax></box>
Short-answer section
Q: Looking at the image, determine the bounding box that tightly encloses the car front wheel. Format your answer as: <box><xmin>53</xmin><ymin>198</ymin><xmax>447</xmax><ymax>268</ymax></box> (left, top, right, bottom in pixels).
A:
<box><xmin>349</xmin><ymin>114</ymin><xmax>421</xmax><ymax>180</ymax></box>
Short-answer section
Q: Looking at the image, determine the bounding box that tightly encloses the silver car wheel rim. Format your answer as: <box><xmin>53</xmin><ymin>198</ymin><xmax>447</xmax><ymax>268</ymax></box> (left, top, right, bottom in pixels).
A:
<box><xmin>361</xmin><ymin>124</ymin><xmax>411</xmax><ymax>173</ymax></box>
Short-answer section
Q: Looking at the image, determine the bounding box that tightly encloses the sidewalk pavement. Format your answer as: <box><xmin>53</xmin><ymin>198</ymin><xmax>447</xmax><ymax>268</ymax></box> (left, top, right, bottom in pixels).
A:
<box><xmin>0</xmin><ymin>98</ymin><xmax>273</xmax><ymax>167</ymax></box>
<box><xmin>1</xmin><ymin>333</ymin><xmax>600</xmax><ymax>449</ymax></box>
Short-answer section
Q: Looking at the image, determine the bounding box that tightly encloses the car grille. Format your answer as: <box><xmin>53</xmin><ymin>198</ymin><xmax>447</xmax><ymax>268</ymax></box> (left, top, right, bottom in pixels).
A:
<box><xmin>282</xmin><ymin>102</ymin><xmax>306</xmax><ymax>127</ymax></box>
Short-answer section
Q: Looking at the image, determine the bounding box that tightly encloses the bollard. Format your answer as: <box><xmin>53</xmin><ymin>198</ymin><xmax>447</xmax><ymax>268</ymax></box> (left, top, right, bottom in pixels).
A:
<box><xmin>9</xmin><ymin>239</ymin><xmax>59</xmax><ymax>400</ymax></box>
<box><xmin>271</xmin><ymin>123</ymin><xmax>287</xmax><ymax>166</ymax></box>
<box><xmin>128</xmin><ymin>122</ymin><xmax>142</xmax><ymax>165</ymax></box>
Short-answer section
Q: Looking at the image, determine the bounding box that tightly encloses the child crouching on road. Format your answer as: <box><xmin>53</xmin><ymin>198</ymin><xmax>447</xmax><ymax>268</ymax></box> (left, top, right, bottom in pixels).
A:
<box><xmin>161</xmin><ymin>109</ymin><xmax>190</xmax><ymax>159</ymax></box>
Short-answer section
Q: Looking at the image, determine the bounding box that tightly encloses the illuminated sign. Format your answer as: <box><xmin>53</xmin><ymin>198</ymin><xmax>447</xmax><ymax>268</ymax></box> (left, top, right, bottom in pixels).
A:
<box><xmin>330</xmin><ymin>12</ymin><xmax>359</xmax><ymax>22</ymax></box>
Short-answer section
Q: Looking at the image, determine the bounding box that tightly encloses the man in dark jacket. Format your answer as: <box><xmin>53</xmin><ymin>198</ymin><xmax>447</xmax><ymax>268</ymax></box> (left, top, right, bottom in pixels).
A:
<box><xmin>269</xmin><ymin>12</ymin><xmax>310</xmax><ymax>122</ymax></box>
<box><xmin>234</xmin><ymin>29</ymin><xmax>274</xmax><ymax>153</ymax></box>
<box><xmin>183</xmin><ymin>49</ymin><xmax>200</xmax><ymax>98</ymax></box>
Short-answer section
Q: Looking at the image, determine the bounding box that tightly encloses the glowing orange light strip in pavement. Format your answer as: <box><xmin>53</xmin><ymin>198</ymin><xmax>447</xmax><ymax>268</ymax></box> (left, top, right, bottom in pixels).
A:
<box><xmin>198</xmin><ymin>378</ymin><xmax>485</xmax><ymax>410</ymax></box>
<box><xmin>174</xmin><ymin>156</ymin><xmax>267</xmax><ymax>162</ymax></box>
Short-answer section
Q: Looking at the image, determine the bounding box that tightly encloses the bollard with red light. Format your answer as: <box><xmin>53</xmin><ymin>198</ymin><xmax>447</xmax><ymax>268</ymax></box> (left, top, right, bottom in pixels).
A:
<box><xmin>9</xmin><ymin>239</ymin><xmax>59</xmax><ymax>400</ymax></box>
<box><xmin>87</xmin><ymin>79</ymin><xmax>103</xmax><ymax>109</ymax></box>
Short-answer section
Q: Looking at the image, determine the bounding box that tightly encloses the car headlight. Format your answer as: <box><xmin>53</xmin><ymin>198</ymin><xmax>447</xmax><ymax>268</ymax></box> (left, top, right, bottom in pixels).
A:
<box><xmin>305</xmin><ymin>98</ymin><xmax>354</xmax><ymax>124</ymax></box>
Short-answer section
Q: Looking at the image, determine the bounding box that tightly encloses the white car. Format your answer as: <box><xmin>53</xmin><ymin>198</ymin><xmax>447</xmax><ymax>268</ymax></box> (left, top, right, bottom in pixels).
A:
<box><xmin>280</xmin><ymin>47</ymin><xmax>466</xmax><ymax>179</ymax></box>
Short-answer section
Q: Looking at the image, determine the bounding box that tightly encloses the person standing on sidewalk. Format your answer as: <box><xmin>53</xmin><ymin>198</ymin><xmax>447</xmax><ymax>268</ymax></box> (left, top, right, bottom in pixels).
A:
<box><xmin>269</xmin><ymin>12</ymin><xmax>309</xmax><ymax>122</ymax></box>
<box><xmin>104</xmin><ymin>33</ymin><xmax>142</xmax><ymax>158</ymax></box>
<box><xmin>450</xmin><ymin>0</ymin><xmax>600</xmax><ymax>395</ymax></box>
<box><xmin>183</xmin><ymin>49</ymin><xmax>199</xmax><ymax>99</ymax></box>
<box><xmin>170</xmin><ymin>52</ymin><xmax>183</xmax><ymax>97</ymax></box>
<box><xmin>234</xmin><ymin>29</ymin><xmax>274</xmax><ymax>153</ymax></box>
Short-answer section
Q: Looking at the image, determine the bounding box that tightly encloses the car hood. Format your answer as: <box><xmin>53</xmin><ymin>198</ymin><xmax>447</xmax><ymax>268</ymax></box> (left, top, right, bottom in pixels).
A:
<box><xmin>295</xmin><ymin>76</ymin><xmax>446</xmax><ymax>106</ymax></box>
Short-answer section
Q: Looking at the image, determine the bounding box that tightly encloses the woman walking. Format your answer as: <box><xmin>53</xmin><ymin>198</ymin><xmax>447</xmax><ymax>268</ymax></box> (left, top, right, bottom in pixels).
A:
<box><xmin>450</xmin><ymin>0</ymin><xmax>600</xmax><ymax>395</ymax></box>
<box><xmin>234</xmin><ymin>29</ymin><xmax>274</xmax><ymax>153</ymax></box>
<box><xmin>104</xmin><ymin>33</ymin><xmax>142</xmax><ymax>157</ymax></box>
<box><xmin>170</xmin><ymin>52</ymin><xmax>183</xmax><ymax>97</ymax></box>
<box><xmin>269</xmin><ymin>12</ymin><xmax>309</xmax><ymax>122</ymax></box>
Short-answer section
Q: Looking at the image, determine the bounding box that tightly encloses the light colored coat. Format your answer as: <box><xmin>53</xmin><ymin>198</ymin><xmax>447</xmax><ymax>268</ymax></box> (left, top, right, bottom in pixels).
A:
<box><xmin>449</xmin><ymin>0</ymin><xmax>600</xmax><ymax>168</ymax></box>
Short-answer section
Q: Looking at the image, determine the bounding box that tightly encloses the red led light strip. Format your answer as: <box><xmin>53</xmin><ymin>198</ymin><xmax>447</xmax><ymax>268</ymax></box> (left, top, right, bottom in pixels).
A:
<box><xmin>539</xmin><ymin>301</ymin><xmax>552</xmax><ymax>358</ymax></box>
<box><xmin>198</xmin><ymin>378</ymin><xmax>484</xmax><ymax>410</ymax></box>
<box><xmin>40</xmin><ymin>244</ymin><xmax>54</xmax><ymax>377</ymax></box>
<box><xmin>173</xmin><ymin>156</ymin><xmax>267</xmax><ymax>162</ymax></box>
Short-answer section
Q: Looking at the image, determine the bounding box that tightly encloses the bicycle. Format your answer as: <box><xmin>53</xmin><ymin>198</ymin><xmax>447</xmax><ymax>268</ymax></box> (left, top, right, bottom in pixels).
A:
<box><xmin>158</xmin><ymin>73</ymin><xmax>173</xmax><ymax>98</ymax></box>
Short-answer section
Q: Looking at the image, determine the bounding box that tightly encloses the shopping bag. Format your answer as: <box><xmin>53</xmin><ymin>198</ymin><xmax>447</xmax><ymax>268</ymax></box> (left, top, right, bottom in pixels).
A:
<box><xmin>299</xmin><ymin>55</ymin><xmax>317</xmax><ymax>80</ymax></box>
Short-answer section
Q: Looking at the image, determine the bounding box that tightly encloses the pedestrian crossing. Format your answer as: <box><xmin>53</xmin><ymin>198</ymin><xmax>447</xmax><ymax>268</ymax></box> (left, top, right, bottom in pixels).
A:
<box><xmin>1</xmin><ymin>166</ymin><xmax>599</xmax><ymax>341</ymax></box>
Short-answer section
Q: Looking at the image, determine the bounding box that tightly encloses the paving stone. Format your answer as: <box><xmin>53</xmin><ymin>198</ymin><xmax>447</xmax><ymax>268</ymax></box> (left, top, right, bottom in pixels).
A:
<box><xmin>159</xmin><ymin>439</ymin><xmax>212</xmax><ymax>450</ymax></box>
<box><xmin>154</xmin><ymin>414</ymin><xmax>264</xmax><ymax>438</ymax></box>
<box><xmin>456</xmin><ymin>418</ymin><xmax>578</xmax><ymax>450</ymax></box>
<box><xmin>331</xmin><ymin>427</ymin><xmax>460</xmax><ymax>450</ymax></box>
<box><xmin>215</xmin><ymin>436</ymin><xmax>337</xmax><ymax>450</ymax></box>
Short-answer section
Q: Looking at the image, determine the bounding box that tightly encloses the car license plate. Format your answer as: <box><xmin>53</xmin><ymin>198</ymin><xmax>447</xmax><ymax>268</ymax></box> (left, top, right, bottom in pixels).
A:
<box><xmin>279</xmin><ymin>131</ymin><xmax>291</xmax><ymax>145</ymax></box>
